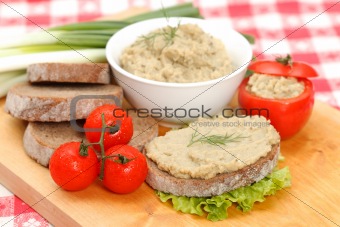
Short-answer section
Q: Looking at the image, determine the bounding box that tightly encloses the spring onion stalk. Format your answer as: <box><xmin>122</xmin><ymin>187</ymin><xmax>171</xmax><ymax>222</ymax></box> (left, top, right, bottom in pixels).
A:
<box><xmin>241</xmin><ymin>33</ymin><xmax>255</xmax><ymax>45</ymax></box>
<box><xmin>56</xmin><ymin>34</ymin><xmax>111</xmax><ymax>47</ymax></box>
<box><xmin>0</xmin><ymin>31</ymin><xmax>112</xmax><ymax>49</ymax></box>
<box><xmin>0</xmin><ymin>3</ymin><xmax>201</xmax><ymax>51</ymax></box>
<box><xmin>48</xmin><ymin>21</ymin><xmax>130</xmax><ymax>31</ymax></box>
<box><xmin>0</xmin><ymin>31</ymin><xmax>64</xmax><ymax>49</ymax></box>
<box><xmin>0</xmin><ymin>3</ymin><xmax>206</xmax><ymax>96</ymax></box>
<box><xmin>124</xmin><ymin>3</ymin><xmax>202</xmax><ymax>23</ymax></box>
<box><xmin>0</xmin><ymin>49</ymin><xmax>105</xmax><ymax>73</ymax></box>
<box><xmin>56</xmin><ymin>29</ymin><xmax>121</xmax><ymax>36</ymax></box>
<box><xmin>0</xmin><ymin>74</ymin><xmax>27</xmax><ymax>97</ymax></box>
<box><xmin>0</xmin><ymin>3</ymin><xmax>200</xmax><ymax>50</ymax></box>
<box><xmin>0</xmin><ymin>70</ymin><xmax>26</xmax><ymax>78</ymax></box>
<box><xmin>0</xmin><ymin>45</ymin><xmax>91</xmax><ymax>57</ymax></box>
<box><xmin>0</xmin><ymin>74</ymin><xmax>15</xmax><ymax>84</ymax></box>
<box><xmin>48</xmin><ymin>3</ymin><xmax>200</xmax><ymax>31</ymax></box>
<box><xmin>0</xmin><ymin>70</ymin><xmax>25</xmax><ymax>83</ymax></box>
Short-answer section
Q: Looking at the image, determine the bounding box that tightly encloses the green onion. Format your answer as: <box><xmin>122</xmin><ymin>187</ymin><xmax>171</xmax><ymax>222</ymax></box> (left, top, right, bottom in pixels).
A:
<box><xmin>241</xmin><ymin>33</ymin><xmax>255</xmax><ymax>45</ymax></box>
<box><xmin>0</xmin><ymin>74</ymin><xmax>27</xmax><ymax>97</ymax></box>
<box><xmin>0</xmin><ymin>49</ymin><xmax>105</xmax><ymax>73</ymax></box>
<box><xmin>56</xmin><ymin>34</ymin><xmax>110</xmax><ymax>47</ymax></box>
<box><xmin>0</xmin><ymin>45</ymin><xmax>89</xmax><ymax>57</ymax></box>
<box><xmin>0</xmin><ymin>70</ymin><xmax>26</xmax><ymax>83</ymax></box>
<box><xmin>124</xmin><ymin>3</ymin><xmax>202</xmax><ymax>23</ymax></box>
<box><xmin>0</xmin><ymin>3</ymin><xmax>251</xmax><ymax>98</ymax></box>
<box><xmin>0</xmin><ymin>31</ymin><xmax>62</xmax><ymax>49</ymax></box>
<box><xmin>0</xmin><ymin>4</ymin><xmax>201</xmax><ymax>50</ymax></box>
<box><xmin>48</xmin><ymin>21</ymin><xmax>130</xmax><ymax>31</ymax></box>
<box><xmin>55</xmin><ymin>29</ymin><xmax>121</xmax><ymax>36</ymax></box>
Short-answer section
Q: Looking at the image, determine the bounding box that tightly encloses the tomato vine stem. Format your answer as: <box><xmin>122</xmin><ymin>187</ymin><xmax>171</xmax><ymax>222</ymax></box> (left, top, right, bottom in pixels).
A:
<box><xmin>98</xmin><ymin>113</ymin><xmax>107</xmax><ymax>180</ymax></box>
<box><xmin>81</xmin><ymin>113</ymin><xmax>130</xmax><ymax>180</ymax></box>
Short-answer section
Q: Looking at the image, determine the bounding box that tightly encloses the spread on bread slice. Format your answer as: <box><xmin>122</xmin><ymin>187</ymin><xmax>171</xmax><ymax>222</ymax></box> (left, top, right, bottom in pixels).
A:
<box><xmin>144</xmin><ymin>115</ymin><xmax>281</xmax><ymax>197</ymax></box>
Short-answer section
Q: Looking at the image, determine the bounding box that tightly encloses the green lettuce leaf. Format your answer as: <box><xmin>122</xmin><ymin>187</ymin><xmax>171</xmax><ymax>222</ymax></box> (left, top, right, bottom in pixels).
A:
<box><xmin>157</xmin><ymin>167</ymin><xmax>291</xmax><ymax>221</ymax></box>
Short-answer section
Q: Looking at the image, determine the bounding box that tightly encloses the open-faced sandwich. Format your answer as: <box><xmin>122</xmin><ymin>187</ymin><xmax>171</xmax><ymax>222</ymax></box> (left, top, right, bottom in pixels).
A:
<box><xmin>144</xmin><ymin>115</ymin><xmax>291</xmax><ymax>221</ymax></box>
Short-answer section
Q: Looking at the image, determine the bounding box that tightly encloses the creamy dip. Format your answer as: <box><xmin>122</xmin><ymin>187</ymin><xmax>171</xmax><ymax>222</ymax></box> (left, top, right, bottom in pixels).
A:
<box><xmin>145</xmin><ymin>116</ymin><xmax>280</xmax><ymax>180</ymax></box>
<box><xmin>120</xmin><ymin>24</ymin><xmax>233</xmax><ymax>83</ymax></box>
<box><xmin>247</xmin><ymin>73</ymin><xmax>305</xmax><ymax>99</ymax></box>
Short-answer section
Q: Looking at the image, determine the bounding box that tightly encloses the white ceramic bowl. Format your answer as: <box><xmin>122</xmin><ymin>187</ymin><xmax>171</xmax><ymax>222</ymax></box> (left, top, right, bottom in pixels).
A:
<box><xmin>106</xmin><ymin>17</ymin><xmax>252</xmax><ymax>127</ymax></box>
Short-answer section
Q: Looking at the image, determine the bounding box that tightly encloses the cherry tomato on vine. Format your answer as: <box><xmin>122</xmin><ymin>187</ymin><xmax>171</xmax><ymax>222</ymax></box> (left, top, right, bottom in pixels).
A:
<box><xmin>100</xmin><ymin>145</ymin><xmax>148</xmax><ymax>194</ymax></box>
<box><xmin>49</xmin><ymin>142</ymin><xmax>99</xmax><ymax>191</ymax></box>
<box><xmin>84</xmin><ymin>105</ymin><xmax>133</xmax><ymax>151</ymax></box>
<box><xmin>239</xmin><ymin>55</ymin><xmax>317</xmax><ymax>139</ymax></box>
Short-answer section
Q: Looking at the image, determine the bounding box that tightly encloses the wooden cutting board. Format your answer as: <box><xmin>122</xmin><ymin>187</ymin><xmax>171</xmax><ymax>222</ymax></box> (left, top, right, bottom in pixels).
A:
<box><xmin>1</xmin><ymin>8</ymin><xmax>340</xmax><ymax>227</ymax></box>
<box><xmin>1</xmin><ymin>98</ymin><xmax>340</xmax><ymax>227</ymax></box>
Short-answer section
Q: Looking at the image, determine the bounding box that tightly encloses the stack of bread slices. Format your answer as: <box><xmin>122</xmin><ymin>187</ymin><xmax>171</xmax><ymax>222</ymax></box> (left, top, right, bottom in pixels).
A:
<box><xmin>5</xmin><ymin>63</ymin><xmax>158</xmax><ymax>167</ymax></box>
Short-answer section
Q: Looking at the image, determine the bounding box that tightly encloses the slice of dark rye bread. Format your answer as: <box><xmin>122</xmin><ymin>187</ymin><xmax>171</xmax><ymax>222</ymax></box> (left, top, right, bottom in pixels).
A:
<box><xmin>27</xmin><ymin>63</ymin><xmax>111</xmax><ymax>84</ymax></box>
<box><xmin>23</xmin><ymin>111</ymin><xmax>159</xmax><ymax>167</ymax></box>
<box><xmin>144</xmin><ymin>144</ymin><xmax>280</xmax><ymax>197</ymax></box>
<box><xmin>5</xmin><ymin>82</ymin><xmax>123</xmax><ymax>122</ymax></box>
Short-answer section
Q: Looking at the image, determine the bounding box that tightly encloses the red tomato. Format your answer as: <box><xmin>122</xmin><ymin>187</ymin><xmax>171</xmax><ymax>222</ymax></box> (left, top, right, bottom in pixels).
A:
<box><xmin>238</xmin><ymin>78</ymin><xmax>314</xmax><ymax>139</ymax></box>
<box><xmin>101</xmin><ymin>145</ymin><xmax>148</xmax><ymax>194</ymax></box>
<box><xmin>49</xmin><ymin>142</ymin><xmax>99</xmax><ymax>191</ymax></box>
<box><xmin>84</xmin><ymin>105</ymin><xmax>133</xmax><ymax>152</ymax></box>
<box><xmin>248</xmin><ymin>55</ymin><xmax>318</xmax><ymax>78</ymax></box>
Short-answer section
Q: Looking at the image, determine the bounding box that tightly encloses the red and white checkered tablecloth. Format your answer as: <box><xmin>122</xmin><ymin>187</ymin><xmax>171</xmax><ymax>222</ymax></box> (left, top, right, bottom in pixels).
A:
<box><xmin>0</xmin><ymin>0</ymin><xmax>339</xmax><ymax>226</ymax></box>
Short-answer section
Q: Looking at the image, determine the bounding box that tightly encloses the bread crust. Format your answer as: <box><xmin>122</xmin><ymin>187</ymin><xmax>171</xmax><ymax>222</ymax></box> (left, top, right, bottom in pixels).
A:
<box><xmin>27</xmin><ymin>63</ymin><xmax>111</xmax><ymax>84</ymax></box>
<box><xmin>23</xmin><ymin>123</ymin><xmax>57</xmax><ymax>167</ymax></box>
<box><xmin>5</xmin><ymin>83</ymin><xmax>123</xmax><ymax>122</ymax></box>
<box><xmin>144</xmin><ymin>144</ymin><xmax>280</xmax><ymax>197</ymax></box>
